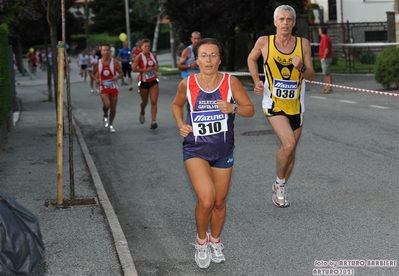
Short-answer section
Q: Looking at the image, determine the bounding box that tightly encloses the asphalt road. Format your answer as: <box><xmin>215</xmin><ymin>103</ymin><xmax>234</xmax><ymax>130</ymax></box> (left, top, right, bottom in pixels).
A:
<box><xmin>69</xmin><ymin>67</ymin><xmax>399</xmax><ymax>276</ymax></box>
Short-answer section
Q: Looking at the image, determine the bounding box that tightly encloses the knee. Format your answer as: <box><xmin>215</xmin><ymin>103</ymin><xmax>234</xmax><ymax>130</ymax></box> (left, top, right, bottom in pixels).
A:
<box><xmin>213</xmin><ymin>198</ymin><xmax>226</xmax><ymax>211</ymax></box>
<box><xmin>198</xmin><ymin>198</ymin><xmax>215</xmax><ymax>213</ymax></box>
<box><xmin>282</xmin><ymin>141</ymin><xmax>297</xmax><ymax>156</ymax></box>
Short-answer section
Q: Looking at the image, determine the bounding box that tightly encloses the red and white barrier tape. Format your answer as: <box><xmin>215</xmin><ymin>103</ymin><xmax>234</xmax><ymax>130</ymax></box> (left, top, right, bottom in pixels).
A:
<box><xmin>222</xmin><ymin>71</ymin><xmax>399</xmax><ymax>98</ymax></box>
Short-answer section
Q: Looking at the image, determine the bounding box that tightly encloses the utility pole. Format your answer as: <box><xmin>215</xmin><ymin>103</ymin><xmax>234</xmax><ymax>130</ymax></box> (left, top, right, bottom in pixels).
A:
<box><xmin>85</xmin><ymin>0</ymin><xmax>89</xmax><ymax>49</ymax></box>
<box><xmin>125</xmin><ymin>0</ymin><xmax>131</xmax><ymax>47</ymax></box>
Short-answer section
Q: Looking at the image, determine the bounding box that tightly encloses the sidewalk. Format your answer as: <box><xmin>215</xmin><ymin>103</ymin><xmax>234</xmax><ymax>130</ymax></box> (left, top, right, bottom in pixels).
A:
<box><xmin>0</xmin><ymin>59</ymin><xmax>137</xmax><ymax>275</ymax></box>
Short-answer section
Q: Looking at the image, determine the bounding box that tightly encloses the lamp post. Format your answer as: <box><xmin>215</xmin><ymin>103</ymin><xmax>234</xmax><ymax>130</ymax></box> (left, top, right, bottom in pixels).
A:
<box><xmin>125</xmin><ymin>0</ymin><xmax>131</xmax><ymax>47</ymax></box>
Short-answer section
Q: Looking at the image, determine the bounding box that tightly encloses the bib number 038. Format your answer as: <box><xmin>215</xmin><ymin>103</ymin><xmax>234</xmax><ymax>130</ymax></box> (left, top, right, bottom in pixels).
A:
<box><xmin>275</xmin><ymin>89</ymin><xmax>296</xmax><ymax>99</ymax></box>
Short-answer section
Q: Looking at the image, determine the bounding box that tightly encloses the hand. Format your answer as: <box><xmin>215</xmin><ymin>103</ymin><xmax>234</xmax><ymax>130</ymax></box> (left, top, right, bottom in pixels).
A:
<box><xmin>217</xmin><ymin>100</ymin><xmax>233</xmax><ymax>114</ymax></box>
<box><xmin>179</xmin><ymin>124</ymin><xmax>193</xmax><ymax>137</ymax></box>
<box><xmin>254</xmin><ymin>80</ymin><xmax>264</xmax><ymax>95</ymax></box>
<box><xmin>291</xmin><ymin>55</ymin><xmax>302</xmax><ymax>70</ymax></box>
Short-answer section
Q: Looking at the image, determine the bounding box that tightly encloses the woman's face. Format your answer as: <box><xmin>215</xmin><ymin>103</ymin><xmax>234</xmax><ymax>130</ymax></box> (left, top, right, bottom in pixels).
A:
<box><xmin>196</xmin><ymin>44</ymin><xmax>221</xmax><ymax>74</ymax></box>
<box><xmin>141</xmin><ymin>42</ymin><xmax>151</xmax><ymax>53</ymax></box>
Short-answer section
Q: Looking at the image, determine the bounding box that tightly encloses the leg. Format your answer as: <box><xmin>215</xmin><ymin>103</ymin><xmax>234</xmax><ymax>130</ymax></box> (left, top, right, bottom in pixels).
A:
<box><xmin>267</xmin><ymin>116</ymin><xmax>302</xmax><ymax>182</ymax></box>
<box><xmin>127</xmin><ymin>68</ymin><xmax>132</xmax><ymax>89</ymax></box>
<box><xmin>185</xmin><ymin>158</ymin><xmax>215</xmax><ymax>240</ymax></box>
<box><xmin>140</xmin><ymin>88</ymin><xmax>149</xmax><ymax>114</ymax></box>
<box><xmin>149</xmin><ymin>84</ymin><xmax>159</xmax><ymax>122</ymax></box>
<box><xmin>108</xmin><ymin>96</ymin><xmax>118</xmax><ymax>125</ymax></box>
<box><xmin>209</xmin><ymin>166</ymin><xmax>232</xmax><ymax>239</ymax></box>
<box><xmin>326</xmin><ymin>73</ymin><xmax>332</xmax><ymax>91</ymax></box>
<box><xmin>101</xmin><ymin>93</ymin><xmax>111</xmax><ymax>117</ymax></box>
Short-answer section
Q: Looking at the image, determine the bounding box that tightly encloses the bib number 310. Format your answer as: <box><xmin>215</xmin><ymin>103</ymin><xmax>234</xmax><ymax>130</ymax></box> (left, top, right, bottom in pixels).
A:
<box><xmin>191</xmin><ymin>110</ymin><xmax>228</xmax><ymax>137</ymax></box>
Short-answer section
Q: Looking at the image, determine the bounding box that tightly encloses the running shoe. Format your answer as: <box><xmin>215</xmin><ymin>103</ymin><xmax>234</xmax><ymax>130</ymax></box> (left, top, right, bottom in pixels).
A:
<box><xmin>95</xmin><ymin>89</ymin><xmax>100</xmax><ymax>94</ymax></box>
<box><xmin>90</xmin><ymin>89</ymin><xmax>94</xmax><ymax>94</ymax></box>
<box><xmin>150</xmin><ymin>122</ymin><xmax>158</xmax><ymax>130</ymax></box>
<box><xmin>109</xmin><ymin>125</ymin><xmax>115</xmax><ymax>133</ymax></box>
<box><xmin>207</xmin><ymin>234</ymin><xmax>225</xmax><ymax>263</ymax></box>
<box><xmin>272</xmin><ymin>182</ymin><xmax>290</xmax><ymax>207</ymax></box>
<box><xmin>129</xmin><ymin>87</ymin><xmax>133</xmax><ymax>91</ymax></box>
<box><xmin>194</xmin><ymin>239</ymin><xmax>211</xmax><ymax>269</ymax></box>
<box><xmin>139</xmin><ymin>114</ymin><xmax>145</xmax><ymax>124</ymax></box>
<box><xmin>103</xmin><ymin>116</ymin><xmax>109</xmax><ymax>128</ymax></box>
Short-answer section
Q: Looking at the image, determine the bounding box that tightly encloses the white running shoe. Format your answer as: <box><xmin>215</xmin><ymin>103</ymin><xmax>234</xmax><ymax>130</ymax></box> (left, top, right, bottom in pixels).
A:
<box><xmin>103</xmin><ymin>116</ymin><xmax>109</xmax><ymax>128</ymax></box>
<box><xmin>272</xmin><ymin>182</ymin><xmax>290</xmax><ymax>207</ymax></box>
<box><xmin>194</xmin><ymin>239</ymin><xmax>211</xmax><ymax>269</ymax></box>
<box><xmin>108</xmin><ymin>125</ymin><xmax>115</xmax><ymax>133</ymax></box>
<box><xmin>90</xmin><ymin>89</ymin><xmax>94</xmax><ymax>94</ymax></box>
<box><xmin>95</xmin><ymin>89</ymin><xmax>100</xmax><ymax>94</ymax></box>
<box><xmin>208</xmin><ymin>235</ymin><xmax>225</xmax><ymax>263</ymax></box>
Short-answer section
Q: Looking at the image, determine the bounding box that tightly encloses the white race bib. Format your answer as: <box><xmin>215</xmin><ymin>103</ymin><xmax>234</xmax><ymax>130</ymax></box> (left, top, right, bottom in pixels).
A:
<box><xmin>272</xmin><ymin>79</ymin><xmax>298</xmax><ymax>99</ymax></box>
<box><xmin>191</xmin><ymin>110</ymin><xmax>228</xmax><ymax>137</ymax></box>
<box><xmin>102</xmin><ymin>80</ymin><xmax>116</xmax><ymax>89</ymax></box>
<box><xmin>144</xmin><ymin>71</ymin><xmax>156</xmax><ymax>79</ymax></box>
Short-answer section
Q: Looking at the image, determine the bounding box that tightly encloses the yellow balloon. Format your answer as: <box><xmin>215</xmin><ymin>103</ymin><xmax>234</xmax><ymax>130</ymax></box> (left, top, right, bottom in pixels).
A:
<box><xmin>119</xmin><ymin>33</ymin><xmax>127</xmax><ymax>42</ymax></box>
<box><xmin>29</xmin><ymin>47</ymin><xmax>34</xmax><ymax>53</ymax></box>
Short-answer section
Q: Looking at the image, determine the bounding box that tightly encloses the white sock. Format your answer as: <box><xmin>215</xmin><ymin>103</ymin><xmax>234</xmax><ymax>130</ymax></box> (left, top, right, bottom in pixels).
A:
<box><xmin>210</xmin><ymin>235</ymin><xmax>220</xmax><ymax>244</ymax></box>
<box><xmin>196</xmin><ymin>235</ymin><xmax>207</xmax><ymax>245</ymax></box>
<box><xmin>276</xmin><ymin>177</ymin><xmax>286</xmax><ymax>185</ymax></box>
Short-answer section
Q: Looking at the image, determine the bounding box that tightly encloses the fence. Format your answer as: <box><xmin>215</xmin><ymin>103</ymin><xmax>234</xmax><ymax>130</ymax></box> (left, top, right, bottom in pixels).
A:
<box><xmin>308</xmin><ymin>21</ymin><xmax>396</xmax><ymax>73</ymax></box>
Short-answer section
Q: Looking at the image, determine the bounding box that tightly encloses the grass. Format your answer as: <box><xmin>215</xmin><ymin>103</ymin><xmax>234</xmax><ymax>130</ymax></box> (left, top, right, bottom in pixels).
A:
<box><xmin>314</xmin><ymin>59</ymin><xmax>375</xmax><ymax>74</ymax></box>
<box><xmin>158</xmin><ymin>65</ymin><xmax>180</xmax><ymax>75</ymax></box>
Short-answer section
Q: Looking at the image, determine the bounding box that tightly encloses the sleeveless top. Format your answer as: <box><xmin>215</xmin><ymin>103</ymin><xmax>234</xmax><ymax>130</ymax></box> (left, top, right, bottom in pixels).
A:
<box><xmin>88</xmin><ymin>55</ymin><xmax>99</xmax><ymax>71</ymax></box>
<box><xmin>180</xmin><ymin>45</ymin><xmax>200</xmax><ymax>79</ymax></box>
<box><xmin>78</xmin><ymin>54</ymin><xmax>88</xmax><ymax>66</ymax></box>
<box><xmin>138</xmin><ymin>52</ymin><xmax>158</xmax><ymax>82</ymax></box>
<box><xmin>98</xmin><ymin>58</ymin><xmax>118</xmax><ymax>92</ymax></box>
<box><xmin>262</xmin><ymin>35</ymin><xmax>305</xmax><ymax>115</ymax></box>
<box><xmin>183</xmin><ymin>73</ymin><xmax>235</xmax><ymax>161</ymax></box>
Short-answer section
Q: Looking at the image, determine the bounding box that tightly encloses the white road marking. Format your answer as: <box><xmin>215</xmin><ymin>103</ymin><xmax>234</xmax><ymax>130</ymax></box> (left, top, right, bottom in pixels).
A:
<box><xmin>339</xmin><ymin>100</ymin><xmax>357</xmax><ymax>104</ymax></box>
<box><xmin>370</xmin><ymin>105</ymin><xmax>389</xmax><ymax>109</ymax></box>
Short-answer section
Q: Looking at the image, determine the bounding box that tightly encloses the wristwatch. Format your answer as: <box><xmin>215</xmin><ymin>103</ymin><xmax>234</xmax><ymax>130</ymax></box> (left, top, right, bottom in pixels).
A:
<box><xmin>231</xmin><ymin>101</ymin><xmax>238</xmax><ymax>114</ymax></box>
<box><xmin>300</xmin><ymin>64</ymin><xmax>307</xmax><ymax>73</ymax></box>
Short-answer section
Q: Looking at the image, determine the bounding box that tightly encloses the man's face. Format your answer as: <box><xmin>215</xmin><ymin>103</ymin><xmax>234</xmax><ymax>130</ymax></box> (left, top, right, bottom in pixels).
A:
<box><xmin>191</xmin><ymin>33</ymin><xmax>201</xmax><ymax>46</ymax></box>
<box><xmin>274</xmin><ymin>11</ymin><xmax>295</xmax><ymax>35</ymax></box>
<box><xmin>101</xmin><ymin>46</ymin><xmax>110</xmax><ymax>57</ymax></box>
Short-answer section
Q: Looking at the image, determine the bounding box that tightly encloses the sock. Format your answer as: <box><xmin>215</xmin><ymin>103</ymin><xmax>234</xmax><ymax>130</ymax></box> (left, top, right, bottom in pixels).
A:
<box><xmin>276</xmin><ymin>177</ymin><xmax>286</xmax><ymax>185</ymax></box>
<box><xmin>196</xmin><ymin>234</ymin><xmax>207</xmax><ymax>245</ymax></box>
<box><xmin>210</xmin><ymin>235</ymin><xmax>220</xmax><ymax>244</ymax></box>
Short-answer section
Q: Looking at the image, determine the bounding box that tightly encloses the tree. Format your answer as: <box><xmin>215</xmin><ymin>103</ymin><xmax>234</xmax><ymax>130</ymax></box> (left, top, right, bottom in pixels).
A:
<box><xmin>90</xmin><ymin>0</ymin><xmax>159</xmax><ymax>37</ymax></box>
<box><xmin>164</xmin><ymin>0</ymin><xmax>306</xmax><ymax>71</ymax></box>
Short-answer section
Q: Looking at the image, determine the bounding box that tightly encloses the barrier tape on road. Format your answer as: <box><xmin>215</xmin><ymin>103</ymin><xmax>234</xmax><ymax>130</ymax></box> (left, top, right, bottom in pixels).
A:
<box><xmin>221</xmin><ymin>71</ymin><xmax>399</xmax><ymax>98</ymax></box>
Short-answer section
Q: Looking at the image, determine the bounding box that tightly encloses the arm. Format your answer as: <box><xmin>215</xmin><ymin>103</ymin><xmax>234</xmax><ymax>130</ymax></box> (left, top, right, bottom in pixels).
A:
<box><xmin>178</xmin><ymin>47</ymin><xmax>198</xmax><ymax>71</ymax></box>
<box><xmin>152</xmin><ymin>53</ymin><xmax>159</xmax><ymax>71</ymax></box>
<box><xmin>291</xmin><ymin>38</ymin><xmax>315</xmax><ymax>81</ymax></box>
<box><xmin>172</xmin><ymin>79</ymin><xmax>192</xmax><ymax>137</ymax></box>
<box><xmin>247</xmin><ymin>36</ymin><xmax>267</xmax><ymax>95</ymax></box>
<box><xmin>116</xmin><ymin>50</ymin><xmax>123</xmax><ymax>62</ymax></box>
<box><xmin>113</xmin><ymin>60</ymin><xmax>124</xmax><ymax>81</ymax></box>
<box><xmin>217</xmin><ymin>76</ymin><xmax>255</xmax><ymax>117</ymax></box>
<box><xmin>90</xmin><ymin>63</ymin><xmax>98</xmax><ymax>83</ymax></box>
<box><xmin>131</xmin><ymin>54</ymin><xmax>142</xmax><ymax>72</ymax></box>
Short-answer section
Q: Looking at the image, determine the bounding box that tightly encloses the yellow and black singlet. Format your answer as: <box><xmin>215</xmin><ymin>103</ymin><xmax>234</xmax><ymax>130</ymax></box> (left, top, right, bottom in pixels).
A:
<box><xmin>262</xmin><ymin>35</ymin><xmax>305</xmax><ymax>116</ymax></box>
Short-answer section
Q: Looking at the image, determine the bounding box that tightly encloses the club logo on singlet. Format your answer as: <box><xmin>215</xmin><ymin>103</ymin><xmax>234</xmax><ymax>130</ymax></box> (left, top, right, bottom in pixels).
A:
<box><xmin>103</xmin><ymin>69</ymin><xmax>110</xmax><ymax>76</ymax></box>
<box><xmin>148</xmin><ymin>60</ymin><xmax>154</xmax><ymax>66</ymax></box>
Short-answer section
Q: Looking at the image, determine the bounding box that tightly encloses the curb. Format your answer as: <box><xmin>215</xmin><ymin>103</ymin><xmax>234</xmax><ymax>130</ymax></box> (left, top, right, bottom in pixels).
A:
<box><xmin>72</xmin><ymin>116</ymin><xmax>139</xmax><ymax>276</ymax></box>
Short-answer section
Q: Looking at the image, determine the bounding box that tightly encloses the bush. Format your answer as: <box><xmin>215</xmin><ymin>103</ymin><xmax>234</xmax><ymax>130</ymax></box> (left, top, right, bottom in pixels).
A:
<box><xmin>374</xmin><ymin>46</ymin><xmax>399</xmax><ymax>89</ymax></box>
<box><xmin>359</xmin><ymin>51</ymin><xmax>376</xmax><ymax>64</ymax></box>
<box><xmin>0</xmin><ymin>23</ymin><xmax>12</xmax><ymax>126</ymax></box>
